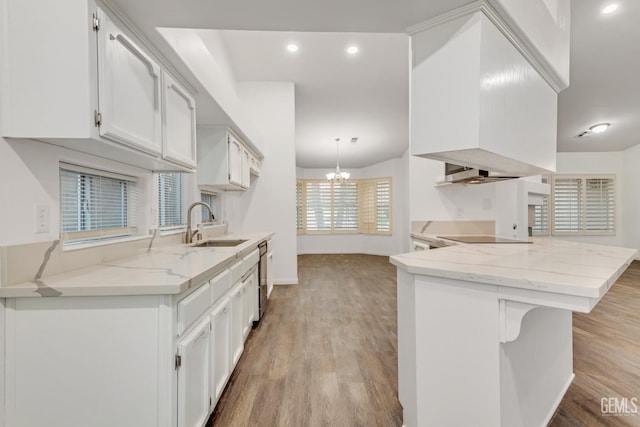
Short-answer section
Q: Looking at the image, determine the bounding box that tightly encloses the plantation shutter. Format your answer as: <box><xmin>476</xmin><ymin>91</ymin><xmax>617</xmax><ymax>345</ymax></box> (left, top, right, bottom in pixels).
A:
<box><xmin>333</xmin><ymin>182</ymin><xmax>358</xmax><ymax>231</ymax></box>
<box><xmin>200</xmin><ymin>192</ymin><xmax>217</xmax><ymax>222</ymax></box>
<box><xmin>296</xmin><ymin>181</ymin><xmax>304</xmax><ymax>232</ymax></box>
<box><xmin>359</xmin><ymin>181</ymin><xmax>376</xmax><ymax>234</ymax></box>
<box><xmin>305</xmin><ymin>181</ymin><xmax>332</xmax><ymax>231</ymax></box>
<box><xmin>585</xmin><ymin>177</ymin><xmax>615</xmax><ymax>232</ymax></box>
<box><xmin>376</xmin><ymin>180</ymin><xmax>391</xmax><ymax>233</ymax></box>
<box><xmin>553</xmin><ymin>177</ymin><xmax>583</xmax><ymax>233</ymax></box>
<box><xmin>158</xmin><ymin>173</ymin><xmax>185</xmax><ymax>227</ymax></box>
<box><xmin>532</xmin><ymin>177</ymin><xmax>549</xmax><ymax>235</ymax></box>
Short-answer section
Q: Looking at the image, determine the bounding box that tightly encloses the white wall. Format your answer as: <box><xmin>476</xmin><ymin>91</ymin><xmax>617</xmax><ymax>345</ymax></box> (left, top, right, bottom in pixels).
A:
<box><xmin>297</xmin><ymin>157</ymin><xmax>406</xmax><ymax>256</ymax></box>
<box><xmin>622</xmin><ymin>144</ymin><xmax>640</xmax><ymax>257</ymax></box>
<box><xmin>224</xmin><ymin>82</ymin><xmax>298</xmax><ymax>284</ymax></box>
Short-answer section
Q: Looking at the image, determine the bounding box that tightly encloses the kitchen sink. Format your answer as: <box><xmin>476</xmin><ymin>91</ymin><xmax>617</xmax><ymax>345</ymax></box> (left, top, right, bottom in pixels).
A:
<box><xmin>193</xmin><ymin>239</ymin><xmax>248</xmax><ymax>247</ymax></box>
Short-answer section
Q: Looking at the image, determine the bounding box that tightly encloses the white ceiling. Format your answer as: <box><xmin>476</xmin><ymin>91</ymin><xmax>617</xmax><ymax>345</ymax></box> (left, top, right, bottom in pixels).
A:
<box><xmin>112</xmin><ymin>0</ymin><xmax>640</xmax><ymax>168</ymax></box>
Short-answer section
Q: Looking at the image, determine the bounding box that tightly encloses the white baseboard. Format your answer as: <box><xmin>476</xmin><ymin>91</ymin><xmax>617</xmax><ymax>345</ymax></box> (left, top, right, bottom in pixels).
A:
<box><xmin>274</xmin><ymin>277</ymin><xmax>298</xmax><ymax>285</ymax></box>
<box><xmin>297</xmin><ymin>250</ymin><xmax>398</xmax><ymax>257</ymax></box>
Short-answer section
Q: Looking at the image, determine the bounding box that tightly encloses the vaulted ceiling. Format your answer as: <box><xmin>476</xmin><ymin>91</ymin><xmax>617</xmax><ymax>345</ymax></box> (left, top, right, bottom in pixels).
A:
<box><xmin>112</xmin><ymin>0</ymin><xmax>640</xmax><ymax>168</ymax></box>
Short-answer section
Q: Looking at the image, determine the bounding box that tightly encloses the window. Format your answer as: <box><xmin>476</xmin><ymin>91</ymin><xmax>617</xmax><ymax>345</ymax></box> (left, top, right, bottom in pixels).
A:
<box><xmin>158</xmin><ymin>173</ymin><xmax>185</xmax><ymax>227</ymax></box>
<box><xmin>60</xmin><ymin>164</ymin><xmax>138</xmax><ymax>242</ymax></box>
<box><xmin>532</xmin><ymin>176</ymin><xmax>549</xmax><ymax>236</ymax></box>
<box><xmin>200</xmin><ymin>192</ymin><xmax>217</xmax><ymax>222</ymax></box>
<box><xmin>534</xmin><ymin>174</ymin><xmax>615</xmax><ymax>236</ymax></box>
<box><xmin>296</xmin><ymin>180</ymin><xmax>304</xmax><ymax>233</ymax></box>
<box><xmin>298</xmin><ymin>177</ymin><xmax>392</xmax><ymax>235</ymax></box>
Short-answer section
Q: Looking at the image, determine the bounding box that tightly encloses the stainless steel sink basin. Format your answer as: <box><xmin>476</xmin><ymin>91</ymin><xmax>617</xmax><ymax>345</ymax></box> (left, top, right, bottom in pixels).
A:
<box><xmin>193</xmin><ymin>239</ymin><xmax>248</xmax><ymax>248</ymax></box>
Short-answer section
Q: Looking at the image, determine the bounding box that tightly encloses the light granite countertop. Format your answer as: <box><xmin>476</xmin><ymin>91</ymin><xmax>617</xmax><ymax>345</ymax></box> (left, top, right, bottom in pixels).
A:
<box><xmin>391</xmin><ymin>237</ymin><xmax>637</xmax><ymax>299</ymax></box>
<box><xmin>0</xmin><ymin>231</ymin><xmax>273</xmax><ymax>298</ymax></box>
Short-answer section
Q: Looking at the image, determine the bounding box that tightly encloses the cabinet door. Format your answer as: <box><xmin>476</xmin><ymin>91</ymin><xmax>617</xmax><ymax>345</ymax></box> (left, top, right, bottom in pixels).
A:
<box><xmin>228</xmin><ymin>135</ymin><xmax>243</xmax><ymax>186</ymax></box>
<box><xmin>162</xmin><ymin>72</ymin><xmax>197</xmax><ymax>168</ymax></box>
<box><xmin>242</xmin><ymin>276</ymin><xmax>254</xmax><ymax>340</ymax></box>
<box><xmin>241</xmin><ymin>147</ymin><xmax>251</xmax><ymax>189</ymax></box>
<box><xmin>267</xmin><ymin>251</ymin><xmax>274</xmax><ymax>298</ymax></box>
<box><xmin>229</xmin><ymin>282</ymin><xmax>244</xmax><ymax>367</ymax></box>
<box><xmin>177</xmin><ymin>317</ymin><xmax>211</xmax><ymax>427</ymax></box>
<box><xmin>97</xmin><ymin>8</ymin><xmax>162</xmax><ymax>155</ymax></box>
<box><xmin>210</xmin><ymin>298</ymin><xmax>231</xmax><ymax>401</ymax></box>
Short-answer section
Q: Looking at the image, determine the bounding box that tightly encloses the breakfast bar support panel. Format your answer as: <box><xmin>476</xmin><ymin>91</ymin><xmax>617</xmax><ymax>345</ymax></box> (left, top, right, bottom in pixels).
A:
<box><xmin>397</xmin><ymin>272</ymin><xmax>574</xmax><ymax>427</ymax></box>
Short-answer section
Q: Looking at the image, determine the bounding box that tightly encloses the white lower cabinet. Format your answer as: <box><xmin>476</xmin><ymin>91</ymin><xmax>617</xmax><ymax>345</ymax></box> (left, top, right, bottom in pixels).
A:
<box><xmin>177</xmin><ymin>317</ymin><xmax>211</xmax><ymax>427</ymax></box>
<box><xmin>229</xmin><ymin>281</ymin><xmax>245</xmax><ymax>367</ymax></box>
<box><xmin>210</xmin><ymin>296</ymin><xmax>231</xmax><ymax>402</ymax></box>
<box><xmin>2</xmin><ymin>246</ymin><xmax>265</xmax><ymax>427</ymax></box>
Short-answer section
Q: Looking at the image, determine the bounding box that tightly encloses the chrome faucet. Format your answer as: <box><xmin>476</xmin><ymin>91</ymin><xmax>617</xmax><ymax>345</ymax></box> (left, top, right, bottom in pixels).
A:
<box><xmin>185</xmin><ymin>202</ymin><xmax>215</xmax><ymax>244</ymax></box>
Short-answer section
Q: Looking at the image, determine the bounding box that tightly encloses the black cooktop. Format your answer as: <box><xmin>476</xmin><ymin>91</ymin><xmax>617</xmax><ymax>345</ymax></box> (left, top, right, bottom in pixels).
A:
<box><xmin>437</xmin><ymin>235</ymin><xmax>532</xmax><ymax>244</ymax></box>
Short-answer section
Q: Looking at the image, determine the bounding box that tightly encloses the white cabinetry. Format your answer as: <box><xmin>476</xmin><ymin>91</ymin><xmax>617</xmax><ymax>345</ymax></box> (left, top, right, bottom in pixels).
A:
<box><xmin>96</xmin><ymin>8</ymin><xmax>162</xmax><ymax>155</ymax></box>
<box><xmin>210</xmin><ymin>297</ymin><xmax>231</xmax><ymax>402</ymax></box>
<box><xmin>229</xmin><ymin>282</ymin><xmax>245</xmax><ymax>367</ymax></box>
<box><xmin>177</xmin><ymin>317</ymin><xmax>211</xmax><ymax>427</ymax></box>
<box><xmin>162</xmin><ymin>72</ymin><xmax>197</xmax><ymax>168</ymax></box>
<box><xmin>2</xmin><ymin>242</ymin><xmax>265</xmax><ymax>427</ymax></box>
<box><xmin>0</xmin><ymin>0</ymin><xmax>195</xmax><ymax>172</ymax></box>
<box><xmin>267</xmin><ymin>239</ymin><xmax>274</xmax><ymax>298</ymax></box>
<box><xmin>197</xmin><ymin>126</ymin><xmax>262</xmax><ymax>191</ymax></box>
<box><xmin>242</xmin><ymin>269</ymin><xmax>257</xmax><ymax>339</ymax></box>
<box><xmin>410</xmin><ymin>12</ymin><xmax>557</xmax><ymax>176</ymax></box>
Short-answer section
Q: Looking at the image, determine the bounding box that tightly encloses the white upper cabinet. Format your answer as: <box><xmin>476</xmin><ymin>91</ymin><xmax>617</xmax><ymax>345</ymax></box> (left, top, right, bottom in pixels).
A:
<box><xmin>162</xmin><ymin>71</ymin><xmax>197</xmax><ymax>168</ymax></box>
<box><xmin>410</xmin><ymin>11</ymin><xmax>558</xmax><ymax>176</ymax></box>
<box><xmin>228</xmin><ymin>134</ymin><xmax>244</xmax><ymax>187</ymax></box>
<box><xmin>0</xmin><ymin>0</ymin><xmax>195</xmax><ymax>172</ymax></box>
<box><xmin>197</xmin><ymin>126</ymin><xmax>262</xmax><ymax>191</ymax></box>
<box><xmin>96</xmin><ymin>8</ymin><xmax>162</xmax><ymax>155</ymax></box>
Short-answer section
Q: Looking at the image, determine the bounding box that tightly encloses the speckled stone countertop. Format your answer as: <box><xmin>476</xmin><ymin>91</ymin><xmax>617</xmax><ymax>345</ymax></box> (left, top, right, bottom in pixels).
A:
<box><xmin>0</xmin><ymin>232</ymin><xmax>272</xmax><ymax>298</ymax></box>
<box><xmin>391</xmin><ymin>237</ymin><xmax>637</xmax><ymax>299</ymax></box>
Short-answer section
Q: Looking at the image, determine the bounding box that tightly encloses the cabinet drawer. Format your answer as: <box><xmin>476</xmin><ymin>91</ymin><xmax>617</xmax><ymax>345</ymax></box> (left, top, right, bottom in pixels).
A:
<box><xmin>229</xmin><ymin>261</ymin><xmax>244</xmax><ymax>285</ymax></box>
<box><xmin>177</xmin><ymin>283</ymin><xmax>211</xmax><ymax>336</ymax></box>
<box><xmin>211</xmin><ymin>268</ymin><xmax>233</xmax><ymax>304</ymax></box>
<box><xmin>243</xmin><ymin>249</ymin><xmax>260</xmax><ymax>273</ymax></box>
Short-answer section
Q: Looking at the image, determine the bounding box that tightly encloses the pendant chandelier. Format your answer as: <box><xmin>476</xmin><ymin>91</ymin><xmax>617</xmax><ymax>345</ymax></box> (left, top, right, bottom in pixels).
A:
<box><xmin>326</xmin><ymin>138</ymin><xmax>350</xmax><ymax>183</ymax></box>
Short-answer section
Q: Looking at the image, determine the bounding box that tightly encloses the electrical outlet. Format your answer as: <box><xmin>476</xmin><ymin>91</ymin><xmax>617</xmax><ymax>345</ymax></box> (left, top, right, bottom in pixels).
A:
<box><xmin>35</xmin><ymin>204</ymin><xmax>49</xmax><ymax>233</ymax></box>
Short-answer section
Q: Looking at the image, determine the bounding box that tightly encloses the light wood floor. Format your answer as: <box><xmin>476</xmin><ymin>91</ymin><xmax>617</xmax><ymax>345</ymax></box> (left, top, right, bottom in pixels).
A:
<box><xmin>209</xmin><ymin>255</ymin><xmax>640</xmax><ymax>427</ymax></box>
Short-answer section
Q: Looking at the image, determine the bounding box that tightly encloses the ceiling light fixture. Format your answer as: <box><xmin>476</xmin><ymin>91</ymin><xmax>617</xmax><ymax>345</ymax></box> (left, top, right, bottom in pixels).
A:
<box><xmin>326</xmin><ymin>138</ymin><xmax>350</xmax><ymax>183</ymax></box>
<box><xmin>575</xmin><ymin>122</ymin><xmax>611</xmax><ymax>138</ymax></box>
<box><xmin>589</xmin><ymin>123</ymin><xmax>610</xmax><ymax>133</ymax></box>
<box><xmin>602</xmin><ymin>3</ymin><xmax>618</xmax><ymax>14</ymax></box>
<box><xmin>346</xmin><ymin>45</ymin><xmax>359</xmax><ymax>55</ymax></box>
<box><xmin>287</xmin><ymin>44</ymin><xmax>299</xmax><ymax>52</ymax></box>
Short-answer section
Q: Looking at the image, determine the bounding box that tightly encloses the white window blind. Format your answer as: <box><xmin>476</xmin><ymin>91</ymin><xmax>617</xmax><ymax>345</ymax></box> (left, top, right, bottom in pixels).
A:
<box><xmin>532</xmin><ymin>176</ymin><xmax>549</xmax><ymax>236</ymax></box>
<box><xmin>585</xmin><ymin>177</ymin><xmax>615</xmax><ymax>232</ymax></box>
<box><xmin>60</xmin><ymin>165</ymin><xmax>138</xmax><ymax>241</ymax></box>
<box><xmin>305</xmin><ymin>181</ymin><xmax>332</xmax><ymax>232</ymax></box>
<box><xmin>549</xmin><ymin>175</ymin><xmax>615</xmax><ymax>236</ymax></box>
<box><xmin>333</xmin><ymin>182</ymin><xmax>358</xmax><ymax>231</ymax></box>
<box><xmin>158</xmin><ymin>173</ymin><xmax>185</xmax><ymax>227</ymax></box>
<box><xmin>200</xmin><ymin>192</ymin><xmax>217</xmax><ymax>222</ymax></box>
<box><xmin>299</xmin><ymin>178</ymin><xmax>391</xmax><ymax>235</ymax></box>
<box><xmin>296</xmin><ymin>180</ymin><xmax>304</xmax><ymax>232</ymax></box>
<box><xmin>553</xmin><ymin>177</ymin><xmax>583</xmax><ymax>233</ymax></box>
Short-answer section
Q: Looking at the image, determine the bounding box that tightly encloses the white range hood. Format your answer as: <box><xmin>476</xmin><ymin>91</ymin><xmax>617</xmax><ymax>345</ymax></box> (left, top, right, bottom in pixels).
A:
<box><xmin>410</xmin><ymin>3</ymin><xmax>566</xmax><ymax>176</ymax></box>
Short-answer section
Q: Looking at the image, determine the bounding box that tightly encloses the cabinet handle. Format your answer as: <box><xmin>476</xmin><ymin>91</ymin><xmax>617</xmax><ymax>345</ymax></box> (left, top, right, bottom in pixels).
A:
<box><xmin>199</xmin><ymin>330</ymin><xmax>209</xmax><ymax>340</ymax></box>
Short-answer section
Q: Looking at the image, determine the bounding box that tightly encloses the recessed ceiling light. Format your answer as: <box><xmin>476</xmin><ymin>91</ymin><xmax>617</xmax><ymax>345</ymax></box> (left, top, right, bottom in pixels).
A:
<box><xmin>287</xmin><ymin>44</ymin><xmax>299</xmax><ymax>53</ymax></box>
<box><xmin>602</xmin><ymin>4</ymin><xmax>618</xmax><ymax>14</ymax></box>
<box><xmin>346</xmin><ymin>45</ymin><xmax>359</xmax><ymax>55</ymax></box>
<box><xmin>589</xmin><ymin>123</ymin><xmax>610</xmax><ymax>133</ymax></box>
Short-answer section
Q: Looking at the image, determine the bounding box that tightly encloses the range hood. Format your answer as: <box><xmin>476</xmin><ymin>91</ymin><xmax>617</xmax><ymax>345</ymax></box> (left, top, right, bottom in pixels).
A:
<box><xmin>409</xmin><ymin>9</ymin><xmax>559</xmax><ymax>176</ymax></box>
<box><xmin>444</xmin><ymin>163</ymin><xmax>519</xmax><ymax>184</ymax></box>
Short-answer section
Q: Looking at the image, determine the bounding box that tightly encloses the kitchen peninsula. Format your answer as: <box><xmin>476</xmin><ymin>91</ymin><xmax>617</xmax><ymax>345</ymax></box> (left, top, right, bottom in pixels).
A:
<box><xmin>390</xmin><ymin>237</ymin><xmax>637</xmax><ymax>427</ymax></box>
